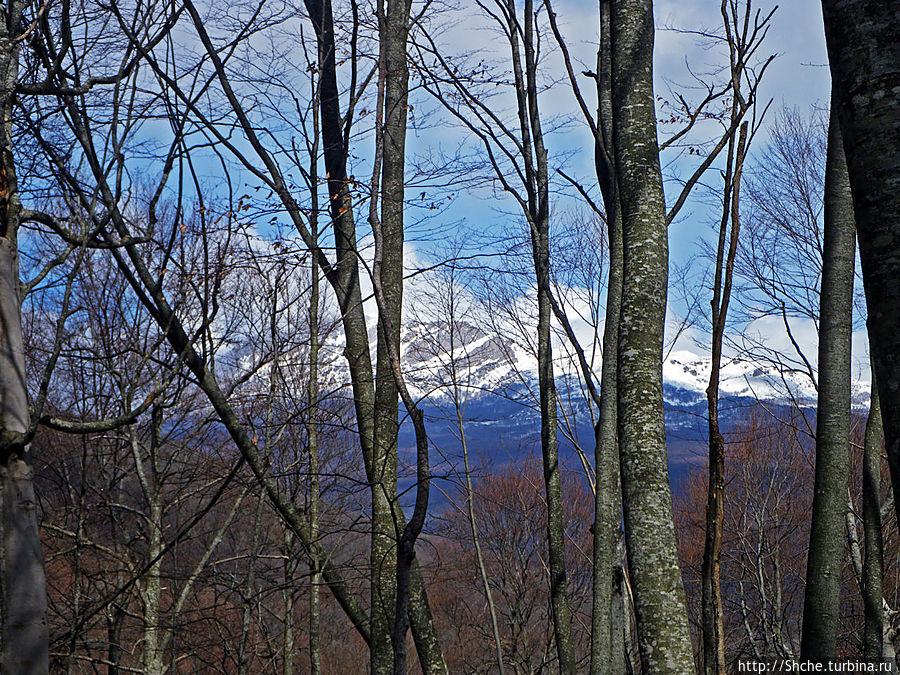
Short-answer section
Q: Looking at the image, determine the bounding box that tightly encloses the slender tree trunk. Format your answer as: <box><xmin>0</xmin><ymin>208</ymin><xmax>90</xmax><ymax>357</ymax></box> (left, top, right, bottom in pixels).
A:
<box><xmin>106</xmin><ymin>605</ymin><xmax>123</xmax><ymax>675</ymax></box>
<box><xmin>863</xmin><ymin>370</ymin><xmax>884</xmax><ymax>662</ymax></box>
<box><xmin>610</xmin><ymin>0</ymin><xmax>695</xmax><ymax>671</ymax></box>
<box><xmin>282</xmin><ymin>531</ymin><xmax>296</xmax><ymax>675</ymax></box>
<box><xmin>238</xmin><ymin>495</ymin><xmax>264</xmax><ymax>675</ymax></box>
<box><xmin>306</xmin><ymin>325</ymin><xmax>320</xmax><ymax>675</ymax></box>
<box><xmin>374</xmin><ymin>0</ymin><xmax>410</xmax><ymax>672</ymax></box>
<box><xmin>306</xmin><ymin>101</ymin><xmax>322</xmax><ymax>675</ymax></box>
<box><xmin>800</xmin><ymin>95</ymin><xmax>856</xmax><ymax>662</ymax></box>
<box><xmin>820</xmin><ymin>0</ymin><xmax>900</xmax><ymax>537</ymax></box>
<box><xmin>702</xmin><ymin>120</ymin><xmax>748</xmax><ymax>674</ymax></box>
<box><xmin>591</xmin><ymin>211</ymin><xmax>626</xmax><ymax>675</ymax></box>
<box><xmin>591</xmin><ymin>3</ymin><xmax>626</xmax><ymax>672</ymax></box>
<box><xmin>142</xmin><ymin>501</ymin><xmax>165</xmax><ymax>675</ymax></box>
<box><xmin>130</xmin><ymin>408</ymin><xmax>166</xmax><ymax>675</ymax></box>
<box><xmin>500</xmin><ymin>1</ymin><xmax>577</xmax><ymax>668</ymax></box>
<box><xmin>302</xmin><ymin>2</ymin><xmax>446</xmax><ymax>671</ymax></box>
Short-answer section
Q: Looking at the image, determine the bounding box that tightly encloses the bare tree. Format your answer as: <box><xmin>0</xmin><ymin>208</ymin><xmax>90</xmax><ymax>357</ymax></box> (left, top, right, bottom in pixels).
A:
<box><xmin>413</xmin><ymin>2</ymin><xmax>581</xmax><ymax>668</ymax></box>
<box><xmin>819</xmin><ymin>0</ymin><xmax>900</xmax><ymax>539</ymax></box>
<box><xmin>28</xmin><ymin>0</ymin><xmax>449</xmax><ymax>669</ymax></box>
<box><xmin>697</xmin><ymin>5</ymin><xmax>775</xmax><ymax>671</ymax></box>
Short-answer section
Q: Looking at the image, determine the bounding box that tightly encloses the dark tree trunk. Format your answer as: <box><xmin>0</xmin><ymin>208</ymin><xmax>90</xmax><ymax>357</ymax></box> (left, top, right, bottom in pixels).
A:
<box><xmin>591</xmin><ymin>2</ymin><xmax>626</xmax><ymax>672</ymax></box>
<box><xmin>609</xmin><ymin>0</ymin><xmax>694</xmax><ymax>671</ymax></box>
<box><xmin>800</xmin><ymin>94</ymin><xmax>856</xmax><ymax>662</ymax></box>
<box><xmin>702</xmin><ymin>121</ymin><xmax>748</xmax><ymax>675</ymax></box>
<box><xmin>820</xmin><ymin>0</ymin><xmax>900</xmax><ymax>540</ymax></box>
<box><xmin>501</xmin><ymin>0</ymin><xmax>576</xmax><ymax>669</ymax></box>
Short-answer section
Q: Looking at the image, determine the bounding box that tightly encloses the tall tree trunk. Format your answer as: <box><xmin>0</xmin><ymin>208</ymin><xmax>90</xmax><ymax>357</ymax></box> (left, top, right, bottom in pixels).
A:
<box><xmin>0</xmin><ymin>26</ymin><xmax>49</xmax><ymax>671</ymax></box>
<box><xmin>302</xmin><ymin>2</ymin><xmax>446</xmax><ymax>671</ymax></box>
<box><xmin>306</xmin><ymin>95</ymin><xmax>322</xmax><ymax>675</ymax></box>
<box><xmin>502</xmin><ymin>1</ymin><xmax>576</xmax><ymax>668</ymax></box>
<box><xmin>702</xmin><ymin>120</ymin><xmax>748</xmax><ymax>675</ymax></box>
<box><xmin>800</xmin><ymin>95</ymin><xmax>856</xmax><ymax>662</ymax></box>
<box><xmin>819</xmin><ymin>0</ymin><xmax>900</xmax><ymax>537</ymax></box>
<box><xmin>282</xmin><ymin>531</ymin><xmax>296</xmax><ymax>675</ymax></box>
<box><xmin>863</xmin><ymin>370</ymin><xmax>884</xmax><ymax>662</ymax></box>
<box><xmin>591</xmin><ymin>2</ymin><xmax>626</xmax><ymax>672</ymax></box>
<box><xmin>374</xmin><ymin>2</ymin><xmax>439</xmax><ymax>673</ymax></box>
<box><xmin>610</xmin><ymin>0</ymin><xmax>695</xmax><ymax>671</ymax></box>
<box><xmin>142</xmin><ymin>500</ymin><xmax>165</xmax><ymax>675</ymax></box>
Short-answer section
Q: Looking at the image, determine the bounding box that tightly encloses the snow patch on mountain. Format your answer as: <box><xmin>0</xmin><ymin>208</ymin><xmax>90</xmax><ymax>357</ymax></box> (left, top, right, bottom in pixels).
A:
<box><xmin>399</xmin><ymin>318</ymin><xmax>871</xmax><ymax>409</ymax></box>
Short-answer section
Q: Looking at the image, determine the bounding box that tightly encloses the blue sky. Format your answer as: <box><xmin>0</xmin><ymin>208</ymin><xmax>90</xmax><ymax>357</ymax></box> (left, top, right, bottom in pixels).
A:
<box><xmin>397</xmin><ymin>0</ymin><xmax>870</xmax><ymax>386</ymax></box>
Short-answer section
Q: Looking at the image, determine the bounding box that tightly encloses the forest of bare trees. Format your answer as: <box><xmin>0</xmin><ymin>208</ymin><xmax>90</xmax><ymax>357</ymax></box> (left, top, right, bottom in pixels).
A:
<box><xmin>0</xmin><ymin>0</ymin><xmax>897</xmax><ymax>672</ymax></box>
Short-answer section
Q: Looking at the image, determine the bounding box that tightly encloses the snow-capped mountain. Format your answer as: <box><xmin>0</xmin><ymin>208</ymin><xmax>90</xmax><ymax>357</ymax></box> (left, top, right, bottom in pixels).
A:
<box><xmin>393</xmin><ymin>318</ymin><xmax>870</xmax><ymax>485</ymax></box>
<box><xmin>398</xmin><ymin>317</ymin><xmax>840</xmax><ymax>411</ymax></box>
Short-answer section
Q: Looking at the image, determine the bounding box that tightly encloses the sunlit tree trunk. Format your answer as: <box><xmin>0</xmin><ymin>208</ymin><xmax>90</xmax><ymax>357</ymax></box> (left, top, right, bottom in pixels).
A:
<box><xmin>610</xmin><ymin>0</ymin><xmax>695</xmax><ymax>671</ymax></box>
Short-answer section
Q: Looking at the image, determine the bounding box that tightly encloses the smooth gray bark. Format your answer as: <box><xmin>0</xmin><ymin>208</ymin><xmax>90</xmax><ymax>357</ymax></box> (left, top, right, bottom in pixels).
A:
<box><xmin>800</xmin><ymin>96</ymin><xmax>856</xmax><ymax>662</ymax></box>
<box><xmin>610</xmin><ymin>0</ymin><xmax>695</xmax><ymax>671</ymax></box>
<box><xmin>0</xmin><ymin>23</ymin><xmax>49</xmax><ymax>670</ymax></box>
<box><xmin>820</xmin><ymin>0</ymin><xmax>900</xmax><ymax>541</ymax></box>
<box><xmin>863</xmin><ymin>371</ymin><xmax>884</xmax><ymax>662</ymax></box>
